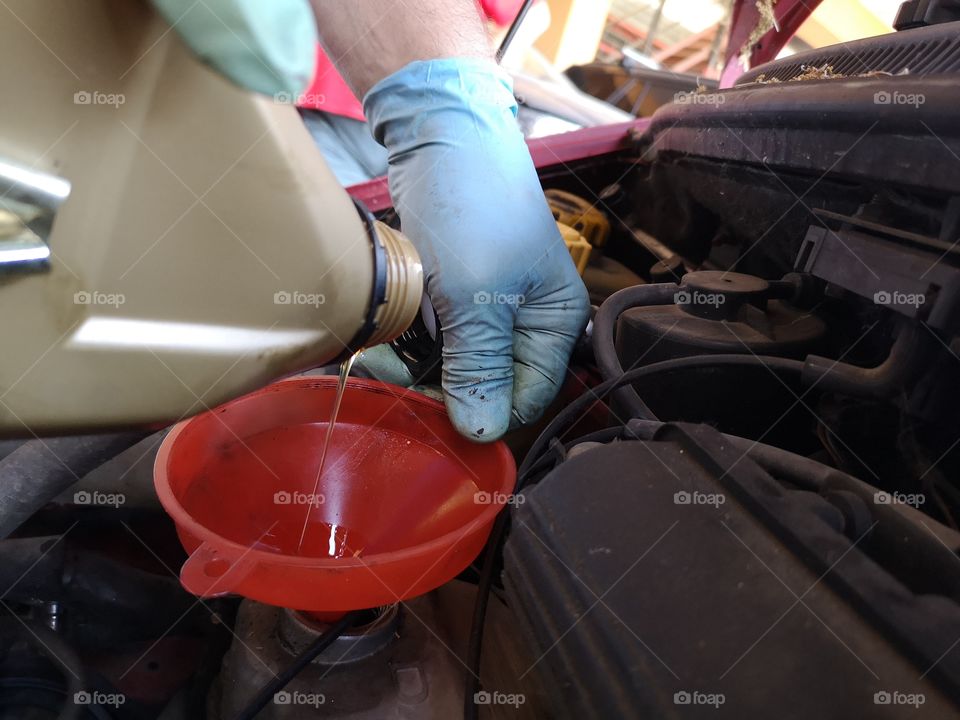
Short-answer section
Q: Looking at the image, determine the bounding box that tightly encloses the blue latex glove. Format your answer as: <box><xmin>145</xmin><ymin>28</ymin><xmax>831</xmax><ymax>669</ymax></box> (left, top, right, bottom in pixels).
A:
<box><xmin>364</xmin><ymin>59</ymin><xmax>590</xmax><ymax>442</ymax></box>
<box><xmin>150</xmin><ymin>0</ymin><xmax>316</xmax><ymax>97</ymax></box>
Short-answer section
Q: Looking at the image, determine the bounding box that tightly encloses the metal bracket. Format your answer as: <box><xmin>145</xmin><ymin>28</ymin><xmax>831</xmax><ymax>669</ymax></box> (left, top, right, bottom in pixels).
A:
<box><xmin>795</xmin><ymin>209</ymin><xmax>960</xmax><ymax>333</ymax></box>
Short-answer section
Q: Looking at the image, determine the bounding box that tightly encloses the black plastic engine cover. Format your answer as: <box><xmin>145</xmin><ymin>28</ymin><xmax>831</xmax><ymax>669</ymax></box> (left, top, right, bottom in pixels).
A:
<box><xmin>503</xmin><ymin>424</ymin><xmax>960</xmax><ymax>719</ymax></box>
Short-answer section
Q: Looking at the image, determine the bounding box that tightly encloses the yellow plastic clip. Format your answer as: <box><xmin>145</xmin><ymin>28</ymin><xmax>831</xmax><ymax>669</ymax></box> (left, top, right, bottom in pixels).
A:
<box><xmin>546</xmin><ymin>189</ymin><xmax>611</xmax><ymax>249</ymax></box>
<box><xmin>557</xmin><ymin>221</ymin><xmax>592</xmax><ymax>276</ymax></box>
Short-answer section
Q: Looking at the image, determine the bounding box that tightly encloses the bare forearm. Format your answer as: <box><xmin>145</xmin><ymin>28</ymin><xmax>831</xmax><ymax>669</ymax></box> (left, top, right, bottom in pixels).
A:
<box><xmin>309</xmin><ymin>1</ymin><xmax>492</xmax><ymax>97</ymax></box>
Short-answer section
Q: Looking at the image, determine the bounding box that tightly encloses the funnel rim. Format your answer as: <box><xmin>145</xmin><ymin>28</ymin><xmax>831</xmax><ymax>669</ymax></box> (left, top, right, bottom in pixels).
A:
<box><xmin>154</xmin><ymin>377</ymin><xmax>516</xmax><ymax>571</ymax></box>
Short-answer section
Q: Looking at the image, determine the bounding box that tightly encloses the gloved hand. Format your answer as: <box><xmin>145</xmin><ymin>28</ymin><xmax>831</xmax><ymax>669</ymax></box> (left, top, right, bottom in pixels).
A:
<box><xmin>145</xmin><ymin>0</ymin><xmax>590</xmax><ymax>442</ymax></box>
<box><xmin>364</xmin><ymin>59</ymin><xmax>590</xmax><ymax>442</ymax></box>
<box><xmin>150</xmin><ymin>0</ymin><xmax>316</xmax><ymax>97</ymax></box>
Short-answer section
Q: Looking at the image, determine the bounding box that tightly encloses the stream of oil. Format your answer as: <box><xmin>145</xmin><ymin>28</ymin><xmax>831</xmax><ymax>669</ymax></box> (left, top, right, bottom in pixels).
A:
<box><xmin>295</xmin><ymin>352</ymin><xmax>359</xmax><ymax>555</ymax></box>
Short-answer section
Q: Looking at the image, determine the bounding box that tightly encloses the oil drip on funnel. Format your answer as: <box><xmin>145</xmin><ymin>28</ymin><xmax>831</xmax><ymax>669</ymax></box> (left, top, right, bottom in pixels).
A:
<box><xmin>153</xmin><ymin>378</ymin><xmax>516</xmax><ymax>613</ymax></box>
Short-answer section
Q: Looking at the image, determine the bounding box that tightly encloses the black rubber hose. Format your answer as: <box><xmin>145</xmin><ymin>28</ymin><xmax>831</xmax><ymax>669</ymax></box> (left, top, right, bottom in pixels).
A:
<box><xmin>0</xmin><ymin>431</ymin><xmax>148</xmax><ymax>538</ymax></box>
<box><xmin>802</xmin><ymin>322</ymin><xmax>928</xmax><ymax>399</ymax></box>
<box><xmin>521</xmin><ymin>354</ymin><xmax>805</xmax><ymax>479</ymax></box>
<box><xmin>231</xmin><ymin>610</ymin><xmax>361</xmax><ymax>720</ymax></box>
<box><xmin>464</xmin><ymin>353</ymin><xmax>805</xmax><ymax>719</ymax></box>
<box><xmin>496</xmin><ymin>0</ymin><xmax>536</xmax><ymax>62</ymax></box>
<box><xmin>591</xmin><ymin>283</ymin><xmax>680</xmax><ymax>421</ymax></box>
<box><xmin>722</xmin><ymin>435</ymin><xmax>835</xmax><ymax>491</ymax></box>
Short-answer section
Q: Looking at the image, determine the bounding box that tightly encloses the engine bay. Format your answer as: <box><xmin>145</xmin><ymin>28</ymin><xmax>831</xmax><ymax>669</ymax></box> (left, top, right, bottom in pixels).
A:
<box><xmin>3</xmin><ymin>18</ymin><xmax>960</xmax><ymax>720</ymax></box>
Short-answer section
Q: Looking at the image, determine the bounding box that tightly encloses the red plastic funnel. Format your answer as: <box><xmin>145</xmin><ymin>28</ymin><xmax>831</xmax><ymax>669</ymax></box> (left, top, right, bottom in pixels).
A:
<box><xmin>154</xmin><ymin>377</ymin><xmax>515</xmax><ymax>613</ymax></box>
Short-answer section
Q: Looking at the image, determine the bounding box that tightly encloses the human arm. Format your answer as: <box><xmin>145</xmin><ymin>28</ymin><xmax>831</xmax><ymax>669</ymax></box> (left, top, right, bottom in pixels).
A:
<box><xmin>151</xmin><ymin>0</ymin><xmax>590</xmax><ymax>441</ymax></box>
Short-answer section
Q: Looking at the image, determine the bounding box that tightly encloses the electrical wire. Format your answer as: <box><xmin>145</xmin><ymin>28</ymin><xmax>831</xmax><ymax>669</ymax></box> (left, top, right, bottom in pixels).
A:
<box><xmin>231</xmin><ymin>610</ymin><xmax>361</xmax><ymax>720</ymax></box>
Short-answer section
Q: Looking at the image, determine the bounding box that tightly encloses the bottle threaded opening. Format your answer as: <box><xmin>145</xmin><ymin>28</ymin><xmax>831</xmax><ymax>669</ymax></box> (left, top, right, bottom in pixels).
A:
<box><xmin>365</xmin><ymin>222</ymin><xmax>423</xmax><ymax>348</ymax></box>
